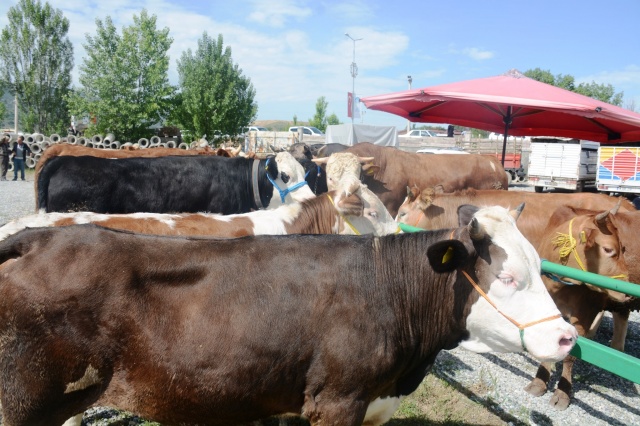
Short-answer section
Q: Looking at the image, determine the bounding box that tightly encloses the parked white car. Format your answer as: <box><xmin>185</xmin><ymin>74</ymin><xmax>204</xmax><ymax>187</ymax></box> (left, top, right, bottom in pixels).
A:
<box><xmin>289</xmin><ymin>126</ymin><xmax>324</xmax><ymax>136</ymax></box>
<box><xmin>401</xmin><ymin>129</ymin><xmax>436</xmax><ymax>138</ymax></box>
<box><xmin>244</xmin><ymin>126</ymin><xmax>268</xmax><ymax>133</ymax></box>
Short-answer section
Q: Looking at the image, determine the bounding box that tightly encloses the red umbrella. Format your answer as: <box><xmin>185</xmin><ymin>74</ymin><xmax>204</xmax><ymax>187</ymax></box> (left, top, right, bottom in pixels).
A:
<box><xmin>361</xmin><ymin>69</ymin><xmax>640</xmax><ymax>163</ymax></box>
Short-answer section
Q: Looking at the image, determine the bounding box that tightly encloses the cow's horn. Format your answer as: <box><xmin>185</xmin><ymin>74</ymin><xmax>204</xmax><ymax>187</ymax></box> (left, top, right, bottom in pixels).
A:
<box><xmin>511</xmin><ymin>202</ymin><xmax>525</xmax><ymax>221</ymax></box>
<box><xmin>358</xmin><ymin>156</ymin><xmax>375</xmax><ymax>164</ymax></box>
<box><xmin>611</xmin><ymin>198</ymin><xmax>622</xmax><ymax>215</ymax></box>
<box><xmin>312</xmin><ymin>157</ymin><xmax>329</xmax><ymax>165</ymax></box>
<box><xmin>469</xmin><ymin>217</ymin><xmax>485</xmax><ymax>240</ymax></box>
<box><xmin>595</xmin><ymin>210</ymin><xmax>609</xmax><ymax>222</ymax></box>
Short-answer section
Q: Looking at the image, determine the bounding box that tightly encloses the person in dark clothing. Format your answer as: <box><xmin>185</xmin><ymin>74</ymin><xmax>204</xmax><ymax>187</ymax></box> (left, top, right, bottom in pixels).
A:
<box><xmin>0</xmin><ymin>136</ymin><xmax>10</xmax><ymax>180</ymax></box>
<box><xmin>11</xmin><ymin>136</ymin><xmax>31</xmax><ymax>181</ymax></box>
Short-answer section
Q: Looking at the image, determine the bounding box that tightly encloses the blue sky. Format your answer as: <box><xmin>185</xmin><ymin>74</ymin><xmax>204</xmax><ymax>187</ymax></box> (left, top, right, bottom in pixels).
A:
<box><xmin>2</xmin><ymin>0</ymin><xmax>639</xmax><ymax>130</ymax></box>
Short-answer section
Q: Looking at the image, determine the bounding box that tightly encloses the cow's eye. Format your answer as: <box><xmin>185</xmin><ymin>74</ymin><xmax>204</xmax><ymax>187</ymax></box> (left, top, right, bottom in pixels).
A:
<box><xmin>367</xmin><ymin>210</ymin><xmax>378</xmax><ymax>219</ymax></box>
<box><xmin>397</xmin><ymin>211</ymin><xmax>406</xmax><ymax>218</ymax></box>
<box><xmin>602</xmin><ymin>246</ymin><xmax>615</xmax><ymax>256</ymax></box>
<box><xmin>498</xmin><ymin>274</ymin><xmax>515</xmax><ymax>287</ymax></box>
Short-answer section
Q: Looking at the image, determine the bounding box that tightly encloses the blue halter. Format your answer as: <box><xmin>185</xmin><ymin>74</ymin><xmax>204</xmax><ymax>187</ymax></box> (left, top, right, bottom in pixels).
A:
<box><xmin>265</xmin><ymin>157</ymin><xmax>310</xmax><ymax>203</ymax></box>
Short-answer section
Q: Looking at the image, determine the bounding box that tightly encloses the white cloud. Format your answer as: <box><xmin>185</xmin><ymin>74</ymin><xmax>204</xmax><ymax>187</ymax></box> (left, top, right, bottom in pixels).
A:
<box><xmin>247</xmin><ymin>0</ymin><xmax>312</xmax><ymax>28</ymax></box>
<box><xmin>461</xmin><ymin>47</ymin><xmax>495</xmax><ymax>61</ymax></box>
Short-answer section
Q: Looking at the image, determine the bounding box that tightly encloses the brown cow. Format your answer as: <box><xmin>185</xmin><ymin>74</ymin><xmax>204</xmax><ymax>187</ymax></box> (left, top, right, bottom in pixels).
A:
<box><xmin>395</xmin><ymin>187</ymin><xmax>635</xmax><ymax>248</ymax></box>
<box><xmin>0</xmin><ymin>206</ymin><xmax>576</xmax><ymax>426</ymax></box>
<box><xmin>342</xmin><ymin>143</ymin><xmax>509</xmax><ymax>217</ymax></box>
<box><xmin>526</xmin><ymin>204</ymin><xmax>630</xmax><ymax>410</ymax></box>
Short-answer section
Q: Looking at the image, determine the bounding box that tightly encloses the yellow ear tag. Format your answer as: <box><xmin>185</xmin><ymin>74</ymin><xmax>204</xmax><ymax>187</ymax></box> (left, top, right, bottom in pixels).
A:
<box><xmin>579</xmin><ymin>231</ymin><xmax>586</xmax><ymax>244</ymax></box>
<box><xmin>442</xmin><ymin>246</ymin><xmax>454</xmax><ymax>264</ymax></box>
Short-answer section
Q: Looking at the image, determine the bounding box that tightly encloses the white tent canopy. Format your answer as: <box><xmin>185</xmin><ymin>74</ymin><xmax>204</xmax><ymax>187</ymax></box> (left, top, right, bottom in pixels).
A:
<box><xmin>325</xmin><ymin>124</ymin><xmax>398</xmax><ymax>147</ymax></box>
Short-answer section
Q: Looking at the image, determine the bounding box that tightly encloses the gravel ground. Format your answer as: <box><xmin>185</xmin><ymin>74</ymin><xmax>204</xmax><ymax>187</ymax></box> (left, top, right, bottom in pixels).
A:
<box><xmin>0</xmin><ymin>179</ymin><xmax>638</xmax><ymax>425</ymax></box>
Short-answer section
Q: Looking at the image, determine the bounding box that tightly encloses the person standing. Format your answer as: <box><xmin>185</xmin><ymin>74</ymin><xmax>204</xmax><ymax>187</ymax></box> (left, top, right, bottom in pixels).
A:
<box><xmin>11</xmin><ymin>136</ymin><xmax>31</xmax><ymax>181</ymax></box>
<box><xmin>0</xmin><ymin>136</ymin><xmax>10</xmax><ymax>180</ymax></box>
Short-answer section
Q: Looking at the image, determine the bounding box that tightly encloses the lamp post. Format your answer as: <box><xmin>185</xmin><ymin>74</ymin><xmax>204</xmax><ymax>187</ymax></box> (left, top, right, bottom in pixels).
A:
<box><xmin>407</xmin><ymin>75</ymin><xmax>412</xmax><ymax>134</ymax></box>
<box><xmin>345</xmin><ymin>33</ymin><xmax>362</xmax><ymax>125</ymax></box>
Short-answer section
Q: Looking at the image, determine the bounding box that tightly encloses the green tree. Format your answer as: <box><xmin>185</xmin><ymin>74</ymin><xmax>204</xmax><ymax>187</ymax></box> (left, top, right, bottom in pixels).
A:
<box><xmin>67</xmin><ymin>10</ymin><xmax>174</xmax><ymax>141</ymax></box>
<box><xmin>292</xmin><ymin>114</ymin><xmax>298</xmax><ymax>126</ymax></box>
<box><xmin>309</xmin><ymin>96</ymin><xmax>328</xmax><ymax>131</ymax></box>
<box><xmin>327</xmin><ymin>113</ymin><xmax>341</xmax><ymax>126</ymax></box>
<box><xmin>524</xmin><ymin>68</ymin><xmax>623</xmax><ymax>106</ymax></box>
<box><xmin>173</xmin><ymin>33</ymin><xmax>256</xmax><ymax>143</ymax></box>
<box><xmin>0</xmin><ymin>0</ymin><xmax>73</xmax><ymax>134</ymax></box>
<box><xmin>0</xmin><ymin>82</ymin><xmax>7</xmax><ymax>126</ymax></box>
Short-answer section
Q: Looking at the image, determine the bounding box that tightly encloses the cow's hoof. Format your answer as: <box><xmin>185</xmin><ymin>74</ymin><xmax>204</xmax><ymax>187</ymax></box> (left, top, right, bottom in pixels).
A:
<box><xmin>524</xmin><ymin>379</ymin><xmax>547</xmax><ymax>396</ymax></box>
<box><xmin>549</xmin><ymin>389</ymin><xmax>570</xmax><ymax>410</ymax></box>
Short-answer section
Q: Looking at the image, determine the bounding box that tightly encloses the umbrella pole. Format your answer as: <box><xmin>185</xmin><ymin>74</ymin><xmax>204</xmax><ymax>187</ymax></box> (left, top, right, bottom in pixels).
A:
<box><xmin>501</xmin><ymin>106</ymin><xmax>512</xmax><ymax>166</ymax></box>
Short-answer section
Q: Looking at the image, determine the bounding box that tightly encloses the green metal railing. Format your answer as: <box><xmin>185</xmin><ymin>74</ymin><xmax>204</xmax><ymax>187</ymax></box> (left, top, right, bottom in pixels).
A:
<box><xmin>541</xmin><ymin>260</ymin><xmax>640</xmax><ymax>385</ymax></box>
<box><xmin>398</xmin><ymin>222</ymin><xmax>640</xmax><ymax>384</ymax></box>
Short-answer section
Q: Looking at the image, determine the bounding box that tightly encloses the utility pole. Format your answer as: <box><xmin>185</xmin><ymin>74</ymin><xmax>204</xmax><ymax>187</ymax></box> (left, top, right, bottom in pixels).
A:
<box><xmin>407</xmin><ymin>75</ymin><xmax>412</xmax><ymax>134</ymax></box>
<box><xmin>345</xmin><ymin>33</ymin><xmax>362</xmax><ymax>125</ymax></box>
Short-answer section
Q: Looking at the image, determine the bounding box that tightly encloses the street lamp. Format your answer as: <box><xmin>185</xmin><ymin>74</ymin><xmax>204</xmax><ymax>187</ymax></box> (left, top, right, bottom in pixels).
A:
<box><xmin>407</xmin><ymin>75</ymin><xmax>412</xmax><ymax>133</ymax></box>
<box><xmin>345</xmin><ymin>33</ymin><xmax>362</xmax><ymax>124</ymax></box>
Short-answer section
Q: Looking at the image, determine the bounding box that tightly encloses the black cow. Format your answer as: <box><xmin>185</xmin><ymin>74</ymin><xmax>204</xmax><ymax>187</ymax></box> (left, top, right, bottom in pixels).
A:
<box><xmin>36</xmin><ymin>152</ymin><xmax>315</xmax><ymax>214</ymax></box>
<box><xmin>0</xmin><ymin>205</ymin><xmax>575</xmax><ymax>426</ymax></box>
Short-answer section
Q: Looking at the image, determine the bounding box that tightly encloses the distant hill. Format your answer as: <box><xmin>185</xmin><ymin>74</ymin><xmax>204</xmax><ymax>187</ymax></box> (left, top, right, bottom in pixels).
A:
<box><xmin>253</xmin><ymin>119</ymin><xmax>307</xmax><ymax>132</ymax></box>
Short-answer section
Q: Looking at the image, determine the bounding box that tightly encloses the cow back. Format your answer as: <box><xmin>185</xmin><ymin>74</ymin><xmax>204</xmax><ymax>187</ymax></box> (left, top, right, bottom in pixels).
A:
<box><xmin>37</xmin><ymin>155</ymin><xmax>273</xmax><ymax>214</ymax></box>
<box><xmin>345</xmin><ymin>143</ymin><xmax>508</xmax><ymax>216</ymax></box>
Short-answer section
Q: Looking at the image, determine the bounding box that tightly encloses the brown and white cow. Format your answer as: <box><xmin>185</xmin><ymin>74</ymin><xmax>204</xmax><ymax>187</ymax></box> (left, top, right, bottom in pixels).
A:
<box><xmin>0</xmin><ymin>180</ymin><xmax>399</xmax><ymax>240</ymax></box>
<box><xmin>0</xmin><ymin>206</ymin><xmax>575</xmax><ymax>426</ymax></box>
<box><xmin>524</xmin><ymin>204</ymin><xmax>630</xmax><ymax>410</ymax></box>
<box><xmin>342</xmin><ymin>143</ymin><xmax>509</xmax><ymax>217</ymax></box>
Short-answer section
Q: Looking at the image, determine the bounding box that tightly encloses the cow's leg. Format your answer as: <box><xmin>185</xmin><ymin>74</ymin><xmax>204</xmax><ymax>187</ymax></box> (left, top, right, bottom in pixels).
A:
<box><xmin>524</xmin><ymin>361</ymin><xmax>552</xmax><ymax>396</ymax></box>
<box><xmin>549</xmin><ymin>354</ymin><xmax>576</xmax><ymax>410</ymax></box>
<box><xmin>611</xmin><ymin>310</ymin><xmax>629</xmax><ymax>351</ymax></box>
<box><xmin>585</xmin><ymin>310</ymin><xmax>605</xmax><ymax>339</ymax></box>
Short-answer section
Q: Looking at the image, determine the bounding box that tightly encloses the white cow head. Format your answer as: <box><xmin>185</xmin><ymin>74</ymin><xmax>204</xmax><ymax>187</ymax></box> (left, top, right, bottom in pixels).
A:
<box><xmin>313</xmin><ymin>152</ymin><xmax>377</xmax><ymax>191</ymax></box>
<box><xmin>267</xmin><ymin>152</ymin><xmax>316</xmax><ymax>209</ymax></box>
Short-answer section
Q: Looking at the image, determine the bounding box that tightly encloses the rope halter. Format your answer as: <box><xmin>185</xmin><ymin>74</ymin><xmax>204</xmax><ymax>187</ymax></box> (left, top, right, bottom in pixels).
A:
<box><xmin>265</xmin><ymin>157</ymin><xmax>310</xmax><ymax>204</ymax></box>
<box><xmin>551</xmin><ymin>217</ymin><xmax>627</xmax><ymax>281</ymax></box>
<box><xmin>451</xmin><ymin>229</ymin><xmax>560</xmax><ymax>352</ymax></box>
<box><xmin>461</xmin><ymin>270</ymin><xmax>561</xmax><ymax>352</ymax></box>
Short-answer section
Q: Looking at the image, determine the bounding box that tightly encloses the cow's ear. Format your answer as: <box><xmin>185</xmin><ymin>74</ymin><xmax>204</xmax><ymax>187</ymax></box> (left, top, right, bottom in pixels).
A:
<box><xmin>427</xmin><ymin>240</ymin><xmax>468</xmax><ymax>273</ymax></box>
<box><xmin>265</xmin><ymin>156</ymin><xmax>279</xmax><ymax>180</ymax></box>
<box><xmin>361</xmin><ymin>163</ymin><xmax>380</xmax><ymax>176</ymax></box>
<box><xmin>580</xmin><ymin>227</ymin><xmax>597</xmax><ymax>249</ymax></box>
<box><xmin>457</xmin><ymin>204</ymin><xmax>480</xmax><ymax>227</ymax></box>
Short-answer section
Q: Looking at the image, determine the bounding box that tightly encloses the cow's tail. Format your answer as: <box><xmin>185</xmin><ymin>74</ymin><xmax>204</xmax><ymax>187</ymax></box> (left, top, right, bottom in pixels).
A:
<box><xmin>36</xmin><ymin>157</ymin><xmax>64</xmax><ymax>212</ymax></box>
